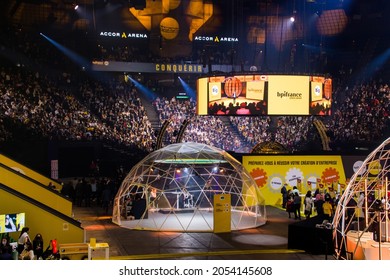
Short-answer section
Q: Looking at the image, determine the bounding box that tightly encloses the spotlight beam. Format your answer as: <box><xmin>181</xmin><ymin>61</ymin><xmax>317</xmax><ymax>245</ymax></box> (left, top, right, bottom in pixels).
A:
<box><xmin>40</xmin><ymin>33</ymin><xmax>91</xmax><ymax>70</ymax></box>
<box><xmin>178</xmin><ymin>77</ymin><xmax>196</xmax><ymax>100</ymax></box>
<box><xmin>128</xmin><ymin>76</ymin><xmax>157</xmax><ymax>101</ymax></box>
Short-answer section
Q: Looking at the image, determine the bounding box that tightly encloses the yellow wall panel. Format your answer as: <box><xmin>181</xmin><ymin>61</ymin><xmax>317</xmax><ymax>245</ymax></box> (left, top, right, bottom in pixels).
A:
<box><xmin>0</xmin><ymin>189</ymin><xmax>84</xmax><ymax>245</ymax></box>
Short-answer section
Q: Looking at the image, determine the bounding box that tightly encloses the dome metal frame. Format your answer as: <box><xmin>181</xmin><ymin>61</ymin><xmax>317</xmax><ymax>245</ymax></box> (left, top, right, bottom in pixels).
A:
<box><xmin>333</xmin><ymin>137</ymin><xmax>390</xmax><ymax>260</ymax></box>
<box><xmin>112</xmin><ymin>142</ymin><xmax>267</xmax><ymax>232</ymax></box>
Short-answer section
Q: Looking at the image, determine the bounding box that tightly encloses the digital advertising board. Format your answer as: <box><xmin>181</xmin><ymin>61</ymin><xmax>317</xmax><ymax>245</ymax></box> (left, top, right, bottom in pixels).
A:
<box><xmin>197</xmin><ymin>74</ymin><xmax>332</xmax><ymax>116</ymax></box>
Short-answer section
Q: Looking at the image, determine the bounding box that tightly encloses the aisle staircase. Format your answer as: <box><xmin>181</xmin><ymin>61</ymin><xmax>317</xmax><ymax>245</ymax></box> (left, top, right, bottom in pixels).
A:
<box><xmin>137</xmin><ymin>90</ymin><xmax>161</xmax><ymax>134</ymax></box>
<box><xmin>219</xmin><ymin>116</ymin><xmax>252</xmax><ymax>152</ymax></box>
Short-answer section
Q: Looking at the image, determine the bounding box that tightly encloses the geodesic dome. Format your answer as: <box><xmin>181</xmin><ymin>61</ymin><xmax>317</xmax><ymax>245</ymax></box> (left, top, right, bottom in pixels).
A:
<box><xmin>333</xmin><ymin>137</ymin><xmax>390</xmax><ymax>260</ymax></box>
<box><xmin>112</xmin><ymin>142</ymin><xmax>266</xmax><ymax>232</ymax></box>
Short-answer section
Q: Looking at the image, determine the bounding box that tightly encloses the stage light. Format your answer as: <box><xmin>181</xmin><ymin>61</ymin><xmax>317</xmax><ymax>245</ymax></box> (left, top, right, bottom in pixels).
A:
<box><xmin>74</xmin><ymin>5</ymin><xmax>79</xmax><ymax>10</ymax></box>
<box><xmin>290</xmin><ymin>16</ymin><xmax>295</xmax><ymax>22</ymax></box>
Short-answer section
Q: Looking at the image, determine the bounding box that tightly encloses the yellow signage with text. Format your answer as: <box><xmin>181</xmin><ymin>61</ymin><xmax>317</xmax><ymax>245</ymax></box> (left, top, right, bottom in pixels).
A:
<box><xmin>213</xmin><ymin>194</ymin><xmax>231</xmax><ymax>233</ymax></box>
<box><xmin>242</xmin><ymin>155</ymin><xmax>346</xmax><ymax>206</ymax></box>
<box><xmin>267</xmin><ymin>75</ymin><xmax>309</xmax><ymax>115</ymax></box>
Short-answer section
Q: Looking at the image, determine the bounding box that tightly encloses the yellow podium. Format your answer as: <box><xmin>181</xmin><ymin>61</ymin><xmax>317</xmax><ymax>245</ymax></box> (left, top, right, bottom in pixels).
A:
<box><xmin>88</xmin><ymin>238</ymin><xmax>110</xmax><ymax>260</ymax></box>
<box><xmin>213</xmin><ymin>194</ymin><xmax>231</xmax><ymax>233</ymax></box>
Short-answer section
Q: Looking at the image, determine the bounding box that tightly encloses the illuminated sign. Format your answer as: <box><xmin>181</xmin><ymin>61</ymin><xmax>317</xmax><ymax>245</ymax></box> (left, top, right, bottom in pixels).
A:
<box><xmin>197</xmin><ymin>74</ymin><xmax>332</xmax><ymax>116</ymax></box>
<box><xmin>91</xmin><ymin>61</ymin><xmax>204</xmax><ymax>74</ymax></box>
<box><xmin>194</xmin><ymin>36</ymin><xmax>239</xmax><ymax>43</ymax></box>
<box><xmin>99</xmin><ymin>31</ymin><xmax>148</xmax><ymax>39</ymax></box>
<box><xmin>155</xmin><ymin>63</ymin><xmax>203</xmax><ymax>73</ymax></box>
<box><xmin>176</xmin><ymin>92</ymin><xmax>189</xmax><ymax>99</ymax></box>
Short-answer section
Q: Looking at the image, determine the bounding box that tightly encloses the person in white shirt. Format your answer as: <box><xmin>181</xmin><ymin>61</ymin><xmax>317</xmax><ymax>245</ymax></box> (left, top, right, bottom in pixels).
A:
<box><xmin>17</xmin><ymin>227</ymin><xmax>30</xmax><ymax>254</ymax></box>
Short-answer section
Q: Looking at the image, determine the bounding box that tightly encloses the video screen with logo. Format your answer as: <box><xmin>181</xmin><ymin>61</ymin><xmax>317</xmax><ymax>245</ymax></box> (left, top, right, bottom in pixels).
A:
<box><xmin>0</xmin><ymin>213</ymin><xmax>25</xmax><ymax>233</ymax></box>
<box><xmin>197</xmin><ymin>74</ymin><xmax>332</xmax><ymax>116</ymax></box>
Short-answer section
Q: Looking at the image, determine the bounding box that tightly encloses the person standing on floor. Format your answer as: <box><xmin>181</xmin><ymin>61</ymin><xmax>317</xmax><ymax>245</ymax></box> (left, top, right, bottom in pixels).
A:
<box><xmin>304</xmin><ymin>190</ymin><xmax>314</xmax><ymax>219</ymax></box>
<box><xmin>281</xmin><ymin>183</ymin><xmax>288</xmax><ymax>208</ymax></box>
<box><xmin>357</xmin><ymin>192</ymin><xmax>365</xmax><ymax>219</ymax></box>
<box><xmin>323</xmin><ymin>197</ymin><xmax>334</xmax><ymax>220</ymax></box>
<box><xmin>293</xmin><ymin>192</ymin><xmax>302</xmax><ymax>220</ymax></box>
<box><xmin>286</xmin><ymin>192</ymin><xmax>294</xmax><ymax>218</ymax></box>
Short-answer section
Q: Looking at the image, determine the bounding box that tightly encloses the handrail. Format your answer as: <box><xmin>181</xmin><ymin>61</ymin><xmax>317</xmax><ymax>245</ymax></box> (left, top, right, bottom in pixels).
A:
<box><xmin>0</xmin><ymin>183</ymin><xmax>81</xmax><ymax>228</ymax></box>
<box><xmin>0</xmin><ymin>161</ymin><xmax>71</xmax><ymax>202</ymax></box>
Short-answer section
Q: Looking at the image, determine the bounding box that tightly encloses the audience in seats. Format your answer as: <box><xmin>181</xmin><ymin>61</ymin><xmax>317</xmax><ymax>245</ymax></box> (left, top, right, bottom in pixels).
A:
<box><xmin>0</xmin><ymin>25</ymin><xmax>388</xmax><ymax>156</ymax></box>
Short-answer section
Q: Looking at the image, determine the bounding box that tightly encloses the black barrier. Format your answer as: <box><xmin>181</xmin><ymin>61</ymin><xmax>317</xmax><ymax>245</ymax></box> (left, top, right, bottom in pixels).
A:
<box><xmin>288</xmin><ymin>215</ymin><xmax>334</xmax><ymax>256</ymax></box>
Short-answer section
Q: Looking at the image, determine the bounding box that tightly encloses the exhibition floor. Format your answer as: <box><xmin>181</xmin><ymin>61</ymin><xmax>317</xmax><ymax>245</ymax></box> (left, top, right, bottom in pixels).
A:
<box><xmin>73</xmin><ymin>205</ymin><xmax>335</xmax><ymax>260</ymax></box>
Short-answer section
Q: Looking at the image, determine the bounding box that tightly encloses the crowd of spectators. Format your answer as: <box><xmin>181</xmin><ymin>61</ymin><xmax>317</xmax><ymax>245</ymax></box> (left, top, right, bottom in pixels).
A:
<box><xmin>326</xmin><ymin>81</ymin><xmax>390</xmax><ymax>148</ymax></box>
<box><xmin>77</xmin><ymin>78</ymin><xmax>155</xmax><ymax>151</ymax></box>
<box><xmin>229</xmin><ymin>116</ymin><xmax>272</xmax><ymax>146</ymax></box>
<box><xmin>0</xmin><ymin>24</ymin><xmax>389</xmax><ymax>162</ymax></box>
<box><xmin>152</xmin><ymin>96</ymin><xmax>247</xmax><ymax>152</ymax></box>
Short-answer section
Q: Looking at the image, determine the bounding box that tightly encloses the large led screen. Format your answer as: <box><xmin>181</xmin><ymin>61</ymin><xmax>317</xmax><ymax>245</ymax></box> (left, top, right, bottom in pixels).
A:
<box><xmin>197</xmin><ymin>74</ymin><xmax>332</xmax><ymax>116</ymax></box>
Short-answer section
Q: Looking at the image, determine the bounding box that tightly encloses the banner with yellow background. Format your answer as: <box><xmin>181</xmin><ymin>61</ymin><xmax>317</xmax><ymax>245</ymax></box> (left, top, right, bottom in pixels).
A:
<box><xmin>242</xmin><ymin>155</ymin><xmax>347</xmax><ymax>206</ymax></box>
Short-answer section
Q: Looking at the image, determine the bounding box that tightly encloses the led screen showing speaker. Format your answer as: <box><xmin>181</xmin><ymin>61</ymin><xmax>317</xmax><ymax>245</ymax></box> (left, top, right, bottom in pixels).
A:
<box><xmin>0</xmin><ymin>213</ymin><xmax>25</xmax><ymax>233</ymax></box>
<box><xmin>197</xmin><ymin>74</ymin><xmax>332</xmax><ymax>116</ymax></box>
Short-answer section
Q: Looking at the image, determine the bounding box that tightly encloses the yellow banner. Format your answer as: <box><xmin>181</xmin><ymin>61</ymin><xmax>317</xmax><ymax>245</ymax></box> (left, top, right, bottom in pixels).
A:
<box><xmin>213</xmin><ymin>194</ymin><xmax>231</xmax><ymax>233</ymax></box>
<box><xmin>267</xmin><ymin>75</ymin><xmax>309</xmax><ymax>115</ymax></box>
<box><xmin>246</xmin><ymin>80</ymin><xmax>265</xmax><ymax>100</ymax></box>
<box><xmin>242</xmin><ymin>155</ymin><xmax>346</xmax><ymax>206</ymax></box>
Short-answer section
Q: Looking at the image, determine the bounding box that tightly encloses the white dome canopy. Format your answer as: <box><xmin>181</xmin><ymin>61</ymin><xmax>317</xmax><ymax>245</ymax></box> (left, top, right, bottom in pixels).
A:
<box><xmin>112</xmin><ymin>142</ymin><xmax>267</xmax><ymax>232</ymax></box>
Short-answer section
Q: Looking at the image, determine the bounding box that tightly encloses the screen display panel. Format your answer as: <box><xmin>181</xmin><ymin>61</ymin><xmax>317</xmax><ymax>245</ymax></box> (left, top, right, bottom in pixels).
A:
<box><xmin>197</xmin><ymin>74</ymin><xmax>332</xmax><ymax>116</ymax></box>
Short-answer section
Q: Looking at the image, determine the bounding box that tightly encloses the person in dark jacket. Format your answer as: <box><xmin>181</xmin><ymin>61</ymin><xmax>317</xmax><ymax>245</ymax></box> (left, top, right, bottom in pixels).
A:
<box><xmin>293</xmin><ymin>193</ymin><xmax>302</xmax><ymax>220</ymax></box>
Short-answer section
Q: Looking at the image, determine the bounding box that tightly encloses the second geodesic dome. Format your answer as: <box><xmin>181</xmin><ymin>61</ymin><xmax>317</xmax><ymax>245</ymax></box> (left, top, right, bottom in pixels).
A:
<box><xmin>333</xmin><ymin>137</ymin><xmax>390</xmax><ymax>260</ymax></box>
<box><xmin>112</xmin><ymin>142</ymin><xmax>266</xmax><ymax>232</ymax></box>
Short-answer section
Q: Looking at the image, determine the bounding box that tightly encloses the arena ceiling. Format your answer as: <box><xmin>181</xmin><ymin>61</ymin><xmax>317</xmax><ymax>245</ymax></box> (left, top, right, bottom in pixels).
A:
<box><xmin>2</xmin><ymin>0</ymin><xmax>389</xmax><ymax>35</ymax></box>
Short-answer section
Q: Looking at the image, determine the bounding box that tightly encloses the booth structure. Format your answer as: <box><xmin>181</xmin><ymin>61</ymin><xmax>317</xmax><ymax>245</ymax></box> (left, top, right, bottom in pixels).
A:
<box><xmin>333</xmin><ymin>137</ymin><xmax>390</xmax><ymax>260</ymax></box>
<box><xmin>112</xmin><ymin>142</ymin><xmax>267</xmax><ymax>232</ymax></box>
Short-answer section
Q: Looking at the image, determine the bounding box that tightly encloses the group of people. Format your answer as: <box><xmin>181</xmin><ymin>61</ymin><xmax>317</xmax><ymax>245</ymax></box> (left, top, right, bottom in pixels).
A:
<box><xmin>0</xmin><ymin>227</ymin><xmax>45</xmax><ymax>260</ymax></box>
<box><xmin>60</xmin><ymin>176</ymin><xmax>118</xmax><ymax>214</ymax></box>
<box><xmin>282</xmin><ymin>185</ymin><xmax>338</xmax><ymax>221</ymax></box>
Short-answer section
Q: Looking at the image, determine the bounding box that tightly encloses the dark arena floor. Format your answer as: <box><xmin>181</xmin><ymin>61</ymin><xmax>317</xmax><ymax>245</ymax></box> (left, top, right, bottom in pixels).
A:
<box><xmin>73</xmin><ymin>204</ymin><xmax>335</xmax><ymax>260</ymax></box>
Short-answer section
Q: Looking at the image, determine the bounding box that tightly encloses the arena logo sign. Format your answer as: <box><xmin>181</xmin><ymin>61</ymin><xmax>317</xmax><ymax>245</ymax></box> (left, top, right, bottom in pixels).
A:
<box><xmin>193</xmin><ymin>36</ymin><xmax>239</xmax><ymax>43</ymax></box>
<box><xmin>99</xmin><ymin>31</ymin><xmax>148</xmax><ymax>39</ymax></box>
